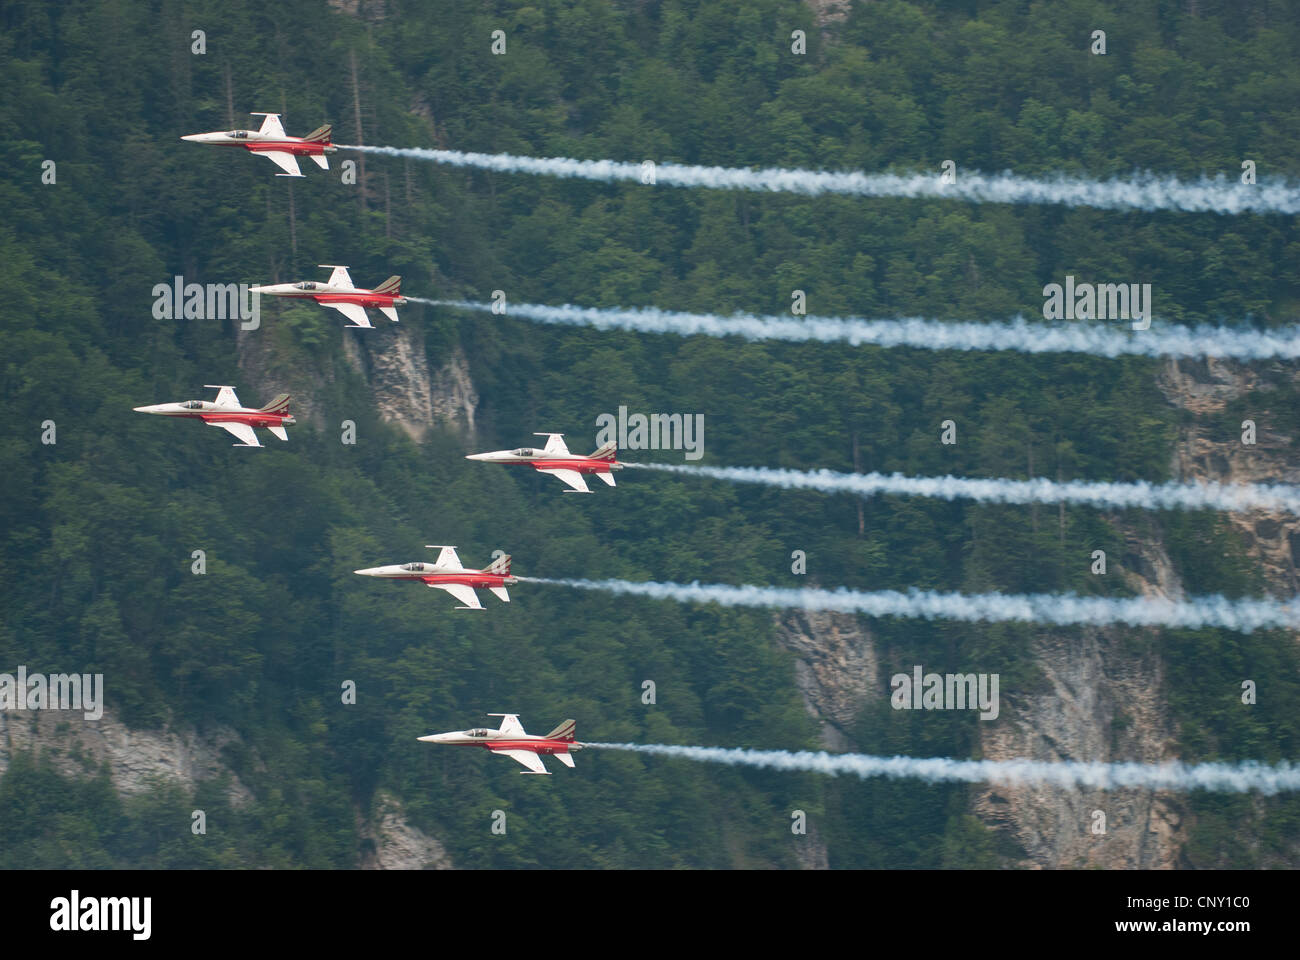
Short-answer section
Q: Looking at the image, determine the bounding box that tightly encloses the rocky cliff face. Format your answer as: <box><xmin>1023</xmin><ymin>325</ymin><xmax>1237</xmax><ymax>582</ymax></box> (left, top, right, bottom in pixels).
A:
<box><xmin>233</xmin><ymin>311</ymin><xmax>479</xmax><ymax>442</ymax></box>
<box><xmin>777</xmin><ymin>355</ymin><xmax>1297</xmax><ymax>869</ymax></box>
<box><xmin>774</xmin><ymin>609</ymin><xmax>876</xmax><ymax>753</ymax></box>
<box><xmin>971</xmin><ymin>627</ymin><xmax>1183</xmax><ymax>869</ymax></box>
<box><xmin>0</xmin><ymin>708</ymin><xmax>453</xmax><ymax>868</ymax></box>
<box><xmin>0</xmin><ymin>707</ymin><xmax>255</xmax><ymax>807</ymax></box>
<box><xmin>1158</xmin><ymin>357</ymin><xmax>1300</xmax><ymax>591</ymax></box>
<box><xmin>358</xmin><ymin>790</ymin><xmax>454</xmax><ymax>870</ymax></box>
<box><xmin>342</xmin><ymin>325</ymin><xmax>479</xmax><ymax>441</ymax></box>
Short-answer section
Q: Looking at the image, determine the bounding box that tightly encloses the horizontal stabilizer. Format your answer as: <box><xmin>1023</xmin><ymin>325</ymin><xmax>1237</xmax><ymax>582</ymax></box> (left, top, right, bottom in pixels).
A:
<box><xmin>489</xmin><ymin>586</ymin><xmax>510</xmax><ymax>602</ymax></box>
<box><xmin>379</xmin><ymin>306</ymin><xmax>399</xmax><ymax>323</ymax></box>
<box><xmin>267</xmin><ymin>424</ymin><xmax>288</xmax><ymax>442</ymax></box>
<box><xmin>553</xmin><ymin>751</ymin><xmax>575</xmax><ymax>768</ymax></box>
<box><xmin>310</xmin><ymin>154</ymin><xmax>329</xmax><ymax>170</ymax></box>
<box><xmin>596</xmin><ymin>470</ymin><xmax>616</xmax><ymax>487</ymax></box>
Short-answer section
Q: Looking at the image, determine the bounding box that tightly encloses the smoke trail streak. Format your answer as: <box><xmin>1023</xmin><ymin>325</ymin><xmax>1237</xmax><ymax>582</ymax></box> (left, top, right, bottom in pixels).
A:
<box><xmin>586</xmin><ymin>742</ymin><xmax>1300</xmax><ymax>794</ymax></box>
<box><xmin>409</xmin><ymin>298</ymin><xmax>1300</xmax><ymax>360</ymax></box>
<box><xmin>340</xmin><ymin>145</ymin><xmax>1300</xmax><ymax>215</ymax></box>
<box><xmin>626</xmin><ymin>462</ymin><xmax>1300</xmax><ymax>516</ymax></box>
<box><xmin>517</xmin><ymin>577</ymin><xmax>1300</xmax><ymax>633</ymax></box>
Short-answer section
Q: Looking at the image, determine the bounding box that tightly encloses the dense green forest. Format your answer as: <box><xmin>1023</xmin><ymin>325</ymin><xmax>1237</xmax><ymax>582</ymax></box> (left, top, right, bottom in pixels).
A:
<box><xmin>1</xmin><ymin>0</ymin><xmax>1298</xmax><ymax>868</ymax></box>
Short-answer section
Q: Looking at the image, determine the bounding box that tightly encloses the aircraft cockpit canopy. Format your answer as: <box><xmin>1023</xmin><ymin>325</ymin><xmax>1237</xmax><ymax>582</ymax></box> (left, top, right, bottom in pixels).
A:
<box><xmin>229</xmin><ymin>131</ymin><xmax>248</xmax><ymax>138</ymax></box>
<box><xmin>295</xmin><ymin>282</ymin><xmax>318</xmax><ymax>290</ymax></box>
<box><xmin>512</xmin><ymin>448</ymin><xmax>540</xmax><ymax>457</ymax></box>
<box><xmin>182</xmin><ymin>401</ymin><xmax>205</xmax><ymax>409</ymax></box>
<box><xmin>466</xmin><ymin>729</ymin><xmax>491</xmax><ymax>738</ymax></box>
<box><xmin>401</xmin><ymin>562</ymin><xmax>428</xmax><ymax>572</ymax></box>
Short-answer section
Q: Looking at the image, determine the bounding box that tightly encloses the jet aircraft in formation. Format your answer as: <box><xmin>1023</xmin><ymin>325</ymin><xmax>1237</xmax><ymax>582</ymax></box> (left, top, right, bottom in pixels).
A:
<box><xmin>177</xmin><ymin>112</ymin><xmax>601</xmax><ymax>776</ymax></box>
<box><xmin>418</xmin><ymin>714</ymin><xmax>581</xmax><ymax>775</ymax></box>
<box><xmin>466</xmin><ymin>433</ymin><xmax>621</xmax><ymax>493</ymax></box>
<box><xmin>181</xmin><ymin>113</ymin><xmax>335</xmax><ymax>177</ymax></box>
<box><xmin>133</xmin><ymin>385</ymin><xmax>293</xmax><ymax>448</ymax></box>
<box><xmin>251</xmin><ymin>265</ymin><xmax>406</xmax><ymax>329</ymax></box>
<box><xmin>353</xmin><ymin>546</ymin><xmax>516</xmax><ymax>610</ymax></box>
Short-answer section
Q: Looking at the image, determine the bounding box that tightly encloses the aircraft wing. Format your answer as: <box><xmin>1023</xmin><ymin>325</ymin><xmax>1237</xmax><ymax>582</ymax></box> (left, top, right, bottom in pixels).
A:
<box><xmin>536</xmin><ymin>468</ymin><xmax>590</xmax><ymax>493</ymax></box>
<box><xmin>209</xmin><ymin>386</ymin><xmax>241</xmax><ymax>408</ymax></box>
<box><xmin>539</xmin><ymin>434</ymin><xmax>570</xmax><ymax>455</ymax></box>
<box><xmin>323</xmin><ymin>302</ymin><xmax>372</xmax><ymax>328</ymax></box>
<box><xmin>492</xmin><ymin>749</ymin><xmax>549</xmax><ymax>775</ymax></box>
<box><xmin>258</xmin><ymin>151</ymin><xmax>304</xmax><ymax>177</ymax></box>
<box><xmin>430</xmin><ymin>546</ymin><xmax>463</xmax><ymax>570</ymax></box>
<box><xmin>324</xmin><ymin>266</ymin><xmax>355</xmax><ymax>289</ymax></box>
<box><xmin>429</xmin><ymin>582</ymin><xmax>482</xmax><ymax>609</ymax></box>
<box><xmin>492</xmin><ymin>714</ymin><xmax>525</xmax><ymax>735</ymax></box>
<box><xmin>209</xmin><ymin>421</ymin><xmax>261</xmax><ymax>447</ymax></box>
<box><xmin>254</xmin><ymin>113</ymin><xmax>286</xmax><ymax>137</ymax></box>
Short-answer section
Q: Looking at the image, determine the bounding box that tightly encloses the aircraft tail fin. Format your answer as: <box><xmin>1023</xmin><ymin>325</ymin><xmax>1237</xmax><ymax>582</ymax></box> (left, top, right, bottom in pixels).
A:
<box><xmin>302</xmin><ymin>123</ymin><xmax>332</xmax><ymax>144</ymax></box>
<box><xmin>258</xmin><ymin>393</ymin><xmax>292</xmax><ymax>414</ymax></box>
<box><xmin>372</xmin><ymin>275</ymin><xmax>402</xmax><ymax>295</ymax></box>
<box><xmin>589</xmin><ymin>441</ymin><xmax>618</xmax><ymax>462</ymax></box>
<box><xmin>544</xmin><ymin>719</ymin><xmax>576</xmax><ymax>742</ymax></box>
<box><xmin>486</xmin><ymin>553</ymin><xmax>511</xmax><ymax>576</ymax></box>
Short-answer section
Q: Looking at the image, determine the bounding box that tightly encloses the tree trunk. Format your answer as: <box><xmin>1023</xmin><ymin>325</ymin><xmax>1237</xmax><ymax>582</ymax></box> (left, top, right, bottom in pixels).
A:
<box><xmin>223</xmin><ymin>63</ymin><xmax>234</xmax><ymax>128</ymax></box>
<box><xmin>350</xmin><ymin>49</ymin><xmax>367</xmax><ymax>211</ymax></box>
<box><xmin>852</xmin><ymin>431</ymin><xmax>864</xmax><ymax>537</ymax></box>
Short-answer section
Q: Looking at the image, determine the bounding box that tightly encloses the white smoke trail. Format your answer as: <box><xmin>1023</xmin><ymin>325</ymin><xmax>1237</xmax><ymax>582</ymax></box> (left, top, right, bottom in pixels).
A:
<box><xmin>341</xmin><ymin>145</ymin><xmax>1300</xmax><ymax>215</ymax></box>
<box><xmin>409</xmin><ymin>298</ymin><xmax>1300</xmax><ymax>360</ymax></box>
<box><xmin>626</xmin><ymin>462</ymin><xmax>1300</xmax><ymax>516</ymax></box>
<box><xmin>517</xmin><ymin>577</ymin><xmax>1300</xmax><ymax>633</ymax></box>
<box><xmin>586</xmin><ymin>742</ymin><xmax>1300</xmax><ymax>794</ymax></box>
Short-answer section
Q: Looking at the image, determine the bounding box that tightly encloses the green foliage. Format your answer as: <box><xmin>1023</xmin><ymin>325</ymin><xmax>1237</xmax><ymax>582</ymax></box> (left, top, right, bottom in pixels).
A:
<box><xmin>1</xmin><ymin>0</ymin><xmax>1298</xmax><ymax>868</ymax></box>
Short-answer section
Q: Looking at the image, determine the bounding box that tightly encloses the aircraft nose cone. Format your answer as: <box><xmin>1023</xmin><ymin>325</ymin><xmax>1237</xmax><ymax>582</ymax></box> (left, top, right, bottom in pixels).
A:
<box><xmin>180</xmin><ymin>134</ymin><xmax>202</xmax><ymax>142</ymax></box>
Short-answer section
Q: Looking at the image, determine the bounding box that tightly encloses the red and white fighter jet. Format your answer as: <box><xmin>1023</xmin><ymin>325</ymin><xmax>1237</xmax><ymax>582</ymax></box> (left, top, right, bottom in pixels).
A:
<box><xmin>418</xmin><ymin>714</ymin><xmax>581</xmax><ymax>775</ymax></box>
<box><xmin>181</xmin><ymin>112</ymin><xmax>336</xmax><ymax>178</ymax></box>
<box><xmin>250</xmin><ymin>265</ymin><xmax>405</xmax><ymax>329</ymax></box>
<box><xmin>353</xmin><ymin>546</ymin><xmax>516</xmax><ymax>610</ymax></box>
<box><xmin>466</xmin><ymin>433</ymin><xmax>621</xmax><ymax>493</ymax></box>
<box><xmin>133</xmin><ymin>385</ymin><xmax>294</xmax><ymax>448</ymax></box>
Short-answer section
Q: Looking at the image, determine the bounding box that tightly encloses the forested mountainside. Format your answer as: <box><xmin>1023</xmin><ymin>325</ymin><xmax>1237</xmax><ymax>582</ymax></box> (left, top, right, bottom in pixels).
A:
<box><xmin>1</xmin><ymin>0</ymin><xmax>1298</xmax><ymax>868</ymax></box>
